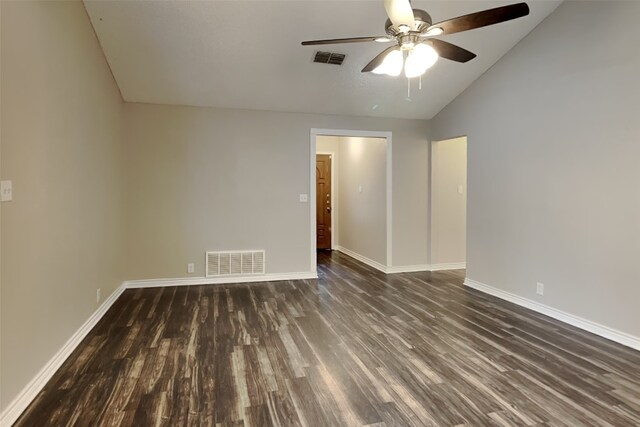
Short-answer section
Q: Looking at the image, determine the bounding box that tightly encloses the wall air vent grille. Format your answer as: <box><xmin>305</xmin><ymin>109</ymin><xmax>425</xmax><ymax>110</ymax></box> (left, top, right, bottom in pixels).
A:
<box><xmin>313</xmin><ymin>51</ymin><xmax>346</xmax><ymax>65</ymax></box>
<box><xmin>206</xmin><ymin>250</ymin><xmax>265</xmax><ymax>277</ymax></box>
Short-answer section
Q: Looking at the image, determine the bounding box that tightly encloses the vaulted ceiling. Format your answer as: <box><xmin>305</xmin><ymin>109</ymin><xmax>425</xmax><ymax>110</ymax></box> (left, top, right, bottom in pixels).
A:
<box><xmin>84</xmin><ymin>1</ymin><xmax>561</xmax><ymax>119</ymax></box>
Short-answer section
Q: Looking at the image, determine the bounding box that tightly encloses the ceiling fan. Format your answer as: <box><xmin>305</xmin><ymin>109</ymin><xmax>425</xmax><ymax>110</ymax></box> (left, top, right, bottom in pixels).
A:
<box><xmin>302</xmin><ymin>0</ymin><xmax>530</xmax><ymax>78</ymax></box>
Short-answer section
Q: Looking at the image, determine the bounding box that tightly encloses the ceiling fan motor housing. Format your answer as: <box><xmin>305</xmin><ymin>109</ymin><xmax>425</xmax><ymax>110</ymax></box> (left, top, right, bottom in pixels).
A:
<box><xmin>385</xmin><ymin>9</ymin><xmax>432</xmax><ymax>36</ymax></box>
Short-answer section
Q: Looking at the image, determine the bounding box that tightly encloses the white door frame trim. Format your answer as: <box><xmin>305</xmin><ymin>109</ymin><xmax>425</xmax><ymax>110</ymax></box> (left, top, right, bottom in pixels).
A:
<box><xmin>309</xmin><ymin>129</ymin><xmax>393</xmax><ymax>273</ymax></box>
<box><xmin>316</xmin><ymin>150</ymin><xmax>337</xmax><ymax>250</ymax></box>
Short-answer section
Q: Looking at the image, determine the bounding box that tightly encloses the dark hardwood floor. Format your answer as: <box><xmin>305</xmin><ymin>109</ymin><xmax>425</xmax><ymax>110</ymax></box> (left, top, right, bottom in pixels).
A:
<box><xmin>15</xmin><ymin>251</ymin><xmax>640</xmax><ymax>426</ymax></box>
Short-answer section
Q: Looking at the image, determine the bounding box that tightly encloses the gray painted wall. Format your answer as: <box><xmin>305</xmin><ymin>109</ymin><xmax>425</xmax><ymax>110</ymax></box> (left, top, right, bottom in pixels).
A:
<box><xmin>431</xmin><ymin>1</ymin><xmax>640</xmax><ymax>338</ymax></box>
<box><xmin>1</xmin><ymin>1</ymin><xmax>126</xmax><ymax>410</ymax></box>
<box><xmin>431</xmin><ymin>136</ymin><xmax>467</xmax><ymax>265</ymax></box>
<box><xmin>123</xmin><ymin>103</ymin><xmax>430</xmax><ymax>279</ymax></box>
<box><xmin>338</xmin><ymin>137</ymin><xmax>388</xmax><ymax>265</ymax></box>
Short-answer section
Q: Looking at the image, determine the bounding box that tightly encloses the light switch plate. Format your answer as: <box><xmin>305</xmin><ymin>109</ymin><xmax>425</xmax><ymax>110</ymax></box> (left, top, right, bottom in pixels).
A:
<box><xmin>0</xmin><ymin>180</ymin><xmax>12</xmax><ymax>202</ymax></box>
<box><xmin>299</xmin><ymin>194</ymin><xmax>308</xmax><ymax>202</ymax></box>
<box><xmin>457</xmin><ymin>185</ymin><xmax>464</xmax><ymax>195</ymax></box>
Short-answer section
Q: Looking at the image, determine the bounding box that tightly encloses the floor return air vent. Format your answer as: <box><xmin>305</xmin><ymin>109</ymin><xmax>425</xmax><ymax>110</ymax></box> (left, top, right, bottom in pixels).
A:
<box><xmin>206</xmin><ymin>250</ymin><xmax>265</xmax><ymax>277</ymax></box>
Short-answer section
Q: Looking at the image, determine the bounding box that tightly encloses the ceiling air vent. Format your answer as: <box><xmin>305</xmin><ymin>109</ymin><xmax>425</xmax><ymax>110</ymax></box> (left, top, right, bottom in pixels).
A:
<box><xmin>313</xmin><ymin>51</ymin><xmax>346</xmax><ymax>65</ymax></box>
<box><xmin>206</xmin><ymin>250</ymin><xmax>265</xmax><ymax>277</ymax></box>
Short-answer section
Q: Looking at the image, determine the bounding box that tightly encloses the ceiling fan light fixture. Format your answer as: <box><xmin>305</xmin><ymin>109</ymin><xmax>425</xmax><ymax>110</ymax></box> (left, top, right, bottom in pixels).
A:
<box><xmin>372</xmin><ymin>49</ymin><xmax>404</xmax><ymax>76</ymax></box>
<box><xmin>404</xmin><ymin>43</ymin><xmax>439</xmax><ymax>78</ymax></box>
<box><xmin>302</xmin><ymin>2</ymin><xmax>530</xmax><ymax>80</ymax></box>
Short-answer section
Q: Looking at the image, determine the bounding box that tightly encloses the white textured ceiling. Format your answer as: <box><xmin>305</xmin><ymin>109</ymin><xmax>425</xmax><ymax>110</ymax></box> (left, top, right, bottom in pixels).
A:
<box><xmin>84</xmin><ymin>0</ymin><xmax>561</xmax><ymax>119</ymax></box>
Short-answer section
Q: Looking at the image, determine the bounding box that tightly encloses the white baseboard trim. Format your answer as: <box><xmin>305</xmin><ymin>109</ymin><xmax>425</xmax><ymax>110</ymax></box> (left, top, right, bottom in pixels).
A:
<box><xmin>335</xmin><ymin>247</ymin><xmax>466</xmax><ymax>274</ymax></box>
<box><xmin>386</xmin><ymin>264</ymin><xmax>431</xmax><ymax>274</ymax></box>
<box><xmin>0</xmin><ymin>284</ymin><xmax>127</xmax><ymax>427</ymax></box>
<box><xmin>334</xmin><ymin>246</ymin><xmax>388</xmax><ymax>273</ymax></box>
<box><xmin>430</xmin><ymin>262</ymin><xmax>466</xmax><ymax>271</ymax></box>
<box><xmin>464</xmin><ymin>278</ymin><xmax>640</xmax><ymax>351</ymax></box>
<box><xmin>124</xmin><ymin>271</ymin><xmax>318</xmax><ymax>289</ymax></box>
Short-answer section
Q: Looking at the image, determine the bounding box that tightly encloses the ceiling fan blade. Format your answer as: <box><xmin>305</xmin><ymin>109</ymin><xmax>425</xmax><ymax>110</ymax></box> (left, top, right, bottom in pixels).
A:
<box><xmin>301</xmin><ymin>36</ymin><xmax>384</xmax><ymax>46</ymax></box>
<box><xmin>362</xmin><ymin>46</ymin><xmax>397</xmax><ymax>72</ymax></box>
<box><xmin>430</xmin><ymin>39</ymin><xmax>476</xmax><ymax>63</ymax></box>
<box><xmin>384</xmin><ymin>0</ymin><xmax>415</xmax><ymax>29</ymax></box>
<box><xmin>427</xmin><ymin>3</ymin><xmax>530</xmax><ymax>36</ymax></box>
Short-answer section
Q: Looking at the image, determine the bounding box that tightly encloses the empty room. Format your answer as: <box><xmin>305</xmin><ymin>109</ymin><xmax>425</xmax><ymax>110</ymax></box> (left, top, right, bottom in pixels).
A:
<box><xmin>1</xmin><ymin>1</ymin><xmax>639</xmax><ymax>426</ymax></box>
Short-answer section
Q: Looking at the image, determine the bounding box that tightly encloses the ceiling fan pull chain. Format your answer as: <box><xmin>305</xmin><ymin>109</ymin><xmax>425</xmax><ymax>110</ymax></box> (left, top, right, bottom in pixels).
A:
<box><xmin>407</xmin><ymin>77</ymin><xmax>411</xmax><ymax>98</ymax></box>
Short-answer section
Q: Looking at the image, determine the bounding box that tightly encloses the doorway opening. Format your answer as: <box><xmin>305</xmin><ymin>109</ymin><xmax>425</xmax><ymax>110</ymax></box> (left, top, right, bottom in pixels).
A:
<box><xmin>315</xmin><ymin>153</ymin><xmax>333</xmax><ymax>251</ymax></box>
<box><xmin>309</xmin><ymin>129</ymin><xmax>392</xmax><ymax>273</ymax></box>
<box><xmin>430</xmin><ymin>136</ymin><xmax>467</xmax><ymax>270</ymax></box>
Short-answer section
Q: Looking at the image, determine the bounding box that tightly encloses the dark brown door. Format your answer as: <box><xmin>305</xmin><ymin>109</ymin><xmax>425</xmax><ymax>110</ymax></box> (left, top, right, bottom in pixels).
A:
<box><xmin>316</xmin><ymin>154</ymin><xmax>332</xmax><ymax>250</ymax></box>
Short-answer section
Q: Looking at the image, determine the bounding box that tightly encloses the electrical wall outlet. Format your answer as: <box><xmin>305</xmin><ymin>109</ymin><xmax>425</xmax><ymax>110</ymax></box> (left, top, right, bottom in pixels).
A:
<box><xmin>536</xmin><ymin>282</ymin><xmax>544</xmax><ymax>296</ymax></box>
<box><xmin>97</xmin><ymin>288</ymin><xmax>101</xmax><ymax>303</ymax></box>
<box><xmin>299</xmin><ymin>194</ymin><xmax>308</xmax><ymax>203</ymax></box>
<box><xmin>187</xmin><ymin>263</ymin><xmax>195</xmax><ymax>274</ymax></box>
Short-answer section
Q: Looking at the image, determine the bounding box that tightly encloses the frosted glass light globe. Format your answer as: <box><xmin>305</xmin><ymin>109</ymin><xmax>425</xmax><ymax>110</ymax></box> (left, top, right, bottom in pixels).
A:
<box><xmin>404</xmin><ymin>43</ymin><xmax>438</xmax><ymax>78</ymax></box>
